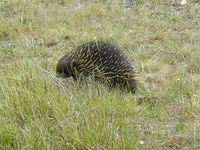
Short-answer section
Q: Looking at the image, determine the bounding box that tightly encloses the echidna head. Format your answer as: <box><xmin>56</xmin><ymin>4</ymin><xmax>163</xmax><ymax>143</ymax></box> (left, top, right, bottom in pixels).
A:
<box><xmin>56</xmin><ymin>54</ymin><xmax>72</xmax><ymax>78</ymax></box>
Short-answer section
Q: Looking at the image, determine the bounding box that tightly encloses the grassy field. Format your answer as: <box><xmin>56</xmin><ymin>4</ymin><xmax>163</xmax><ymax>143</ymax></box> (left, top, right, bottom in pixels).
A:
<box><xmin>0</xmin><ymin>0</ymin><xmax>200</xmax><ymax>149</ymax></box>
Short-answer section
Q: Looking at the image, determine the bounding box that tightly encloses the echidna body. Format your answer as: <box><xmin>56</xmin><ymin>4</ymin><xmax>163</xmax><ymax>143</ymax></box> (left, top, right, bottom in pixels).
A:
<box><xmin>56</xmin><ymin>41</ymin><xmax>138</xmax><ymax>94</ymax></box>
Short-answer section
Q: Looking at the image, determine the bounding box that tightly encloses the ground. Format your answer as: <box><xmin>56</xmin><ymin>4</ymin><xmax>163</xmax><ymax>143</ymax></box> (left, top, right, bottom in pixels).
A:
<box><xmin>0</xmin><ymin>0</ymin><xmax>200</xmax><ymax>149</ymax></box>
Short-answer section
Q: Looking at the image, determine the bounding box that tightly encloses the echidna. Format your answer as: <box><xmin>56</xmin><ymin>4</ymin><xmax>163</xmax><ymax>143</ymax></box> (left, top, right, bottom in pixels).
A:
<box><xmin>56</xmin><ymin>41</ymin><xmax>138</xmax><ymax>94</ymax></box>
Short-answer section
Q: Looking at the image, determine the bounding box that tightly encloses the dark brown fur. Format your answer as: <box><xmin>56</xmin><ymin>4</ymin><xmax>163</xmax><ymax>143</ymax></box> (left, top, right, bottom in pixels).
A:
<box><xmin>56</xmin><ymin>41</ymin><xmax>138</xmax><ymax>94</ymax></box>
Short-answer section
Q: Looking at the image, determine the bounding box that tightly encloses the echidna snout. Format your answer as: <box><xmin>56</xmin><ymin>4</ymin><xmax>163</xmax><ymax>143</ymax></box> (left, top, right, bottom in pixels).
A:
<box><xmin>56</xmin><ymin>54</ymin><xmax>72</xmax><ymax>78</ymax></box>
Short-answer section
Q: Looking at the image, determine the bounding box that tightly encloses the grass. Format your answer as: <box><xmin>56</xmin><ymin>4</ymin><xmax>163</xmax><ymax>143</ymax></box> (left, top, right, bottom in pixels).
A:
<box><xmin>0</xmin><ymin>0</ymin><xmax>200</xmax><ymax>149</ymax></box>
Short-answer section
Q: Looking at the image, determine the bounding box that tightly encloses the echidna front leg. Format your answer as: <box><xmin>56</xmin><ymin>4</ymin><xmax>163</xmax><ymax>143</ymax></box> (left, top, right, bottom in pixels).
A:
<box><xmin>129</xmin><ymin>79</ymin><xmax>137</xmax><ymax>94</ymax></box>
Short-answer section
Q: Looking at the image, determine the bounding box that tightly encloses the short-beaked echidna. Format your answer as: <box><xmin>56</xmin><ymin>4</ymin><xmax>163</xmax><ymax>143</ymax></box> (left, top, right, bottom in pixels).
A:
<box><xmin>56</xmin><ymin>41</ymin><xmax>138</xmax><ymax>94</ymax></box>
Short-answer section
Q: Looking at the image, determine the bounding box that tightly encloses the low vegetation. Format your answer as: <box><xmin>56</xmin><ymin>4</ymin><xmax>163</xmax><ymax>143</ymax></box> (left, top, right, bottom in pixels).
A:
<box><xmin>0</xmin><ymin>0</ymin><xmax>200</xmax><ymax>149</ymax></box>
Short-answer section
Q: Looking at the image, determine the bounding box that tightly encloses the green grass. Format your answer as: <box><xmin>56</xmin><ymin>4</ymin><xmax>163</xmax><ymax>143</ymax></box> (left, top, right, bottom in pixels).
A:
<box><xmin>0</xmin><ymin>0</ymin><xmax>200</xmax><ymax>149</ymax></box>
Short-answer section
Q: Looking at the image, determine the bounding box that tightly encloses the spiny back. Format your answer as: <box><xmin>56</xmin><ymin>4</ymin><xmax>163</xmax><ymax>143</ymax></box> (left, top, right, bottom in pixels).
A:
<box><xmin>68</xmin><ymin>41</ymin><xmax>137</xmax><ymax>79</ymax></box>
